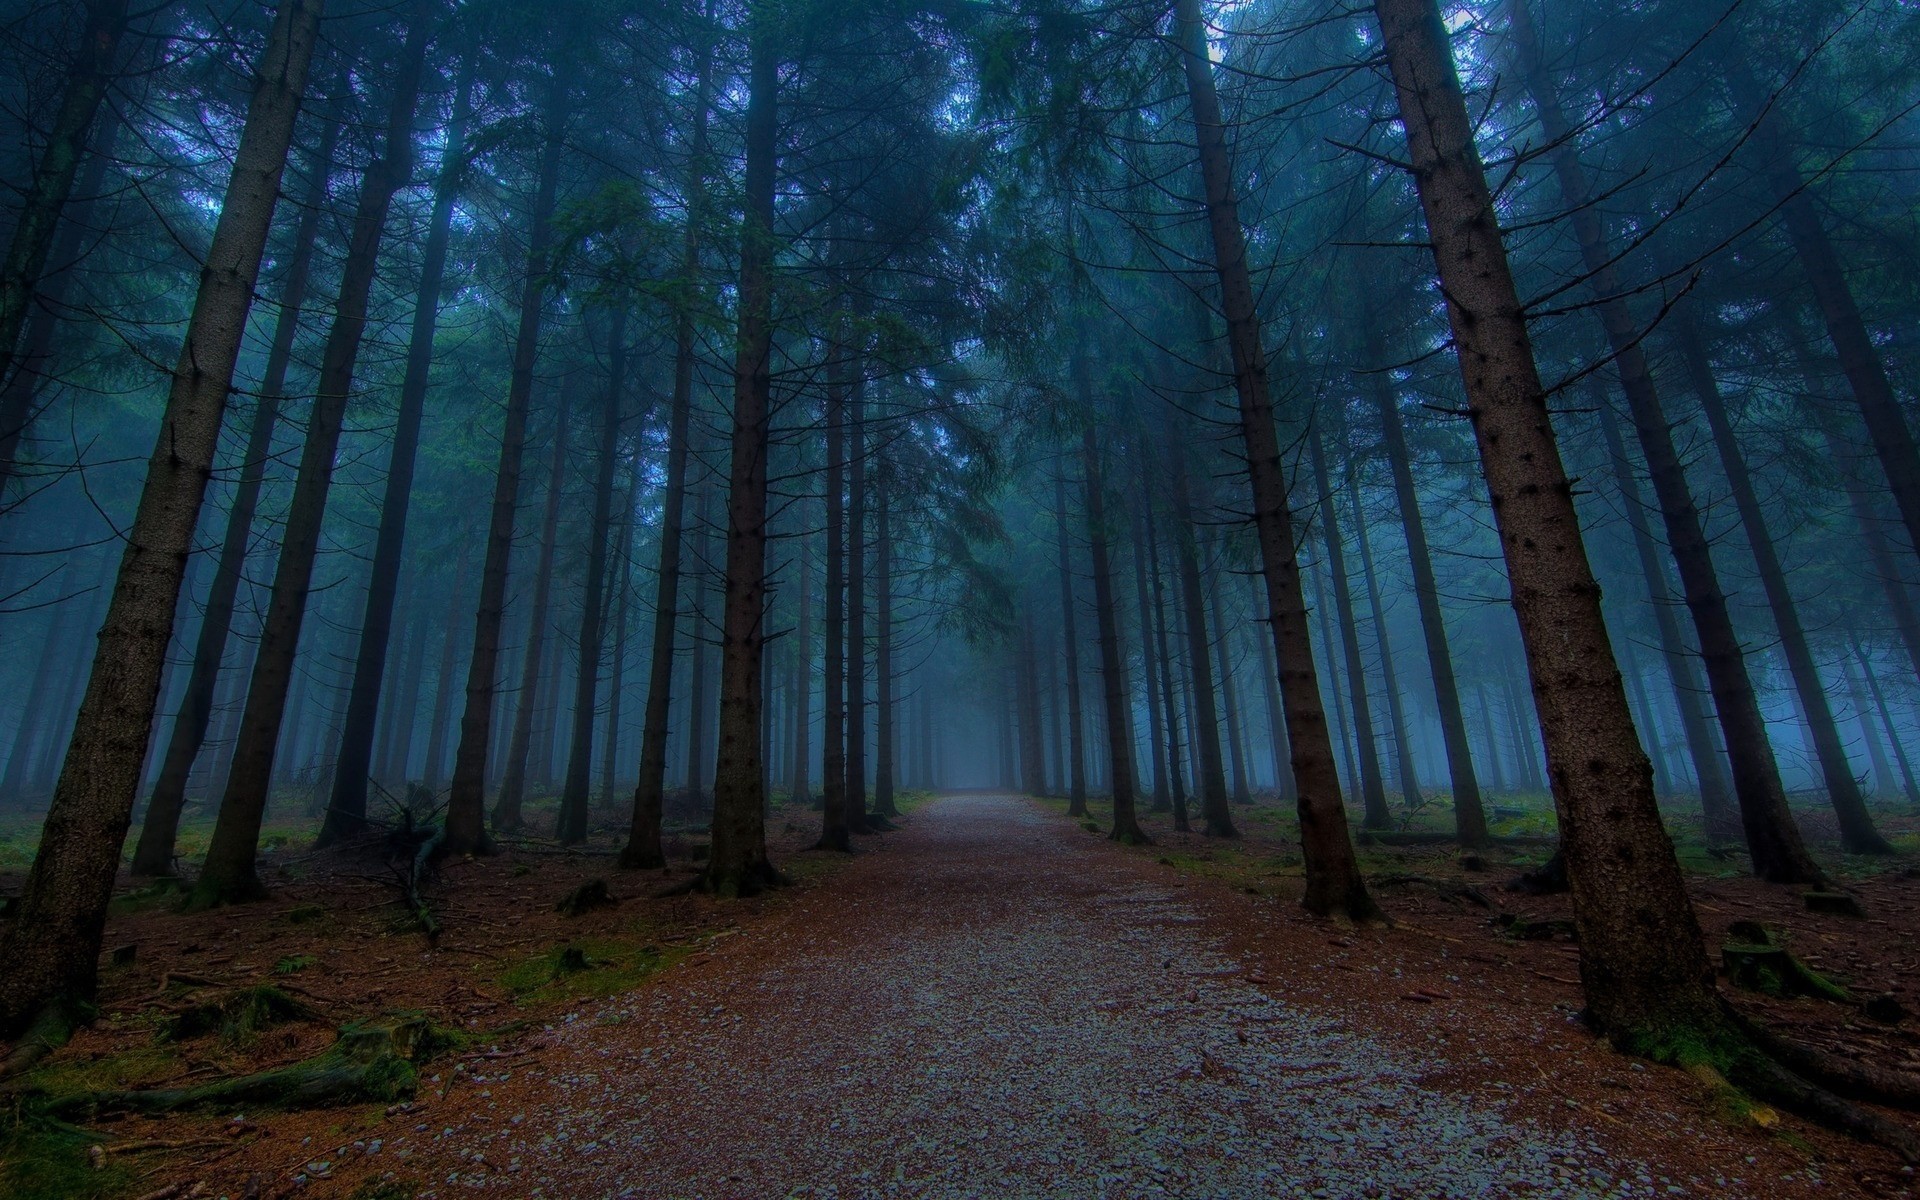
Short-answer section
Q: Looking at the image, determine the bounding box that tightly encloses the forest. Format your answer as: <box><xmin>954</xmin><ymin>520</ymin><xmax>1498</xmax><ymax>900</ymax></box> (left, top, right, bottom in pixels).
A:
<box><xmin>1</xmin><ymin>0</ymin><xmax>1918</xmax><ymax>1195</ymax></box>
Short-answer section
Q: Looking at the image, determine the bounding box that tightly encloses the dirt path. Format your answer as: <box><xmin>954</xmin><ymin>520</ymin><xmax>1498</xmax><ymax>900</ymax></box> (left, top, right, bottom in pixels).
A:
<box><xmin>327</xmin><ymin>793</ymin><xmax>1839</xmax><ymax>1200</ymax></box>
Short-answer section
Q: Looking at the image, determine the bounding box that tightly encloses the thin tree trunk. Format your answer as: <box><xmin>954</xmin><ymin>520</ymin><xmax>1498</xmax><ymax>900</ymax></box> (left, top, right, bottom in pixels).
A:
<box><xmin>560</xmin><ymin>308</ymin><xmax>630</xmax><ymax>833</ymax></box>
<box><xmin>1592</xmin><ymin>393</ymin><xmax>1738</xmax><ymax>836</ymax></box>
<box><xmin>1053</xmin><ymin>464</ymin><xmax>1088</xmax><ymax>814</ymax></box>
<box><xmin>0</xmin><ymin>0</ymin><xmax>131</xmax><ymax>411</ymax></box>
<box><xmin>194</xmin><ymin>0</ymin><xmax>436</xmax><ymax>907</ymax></box>
<box><xmin>1</xmin><ymin>559</ymin><xmax>82</xmax><ymax>804</ymax></box>
<box><xmin>1130</xmin><ymin>505</ymin><xmax>1170</xmax><ymax>811</ymax></box>
<box><xmin>1853</xmin><ymin>640</ymin><xmax>1920</xmax><ymax>806</ymax></box>
<box><xmin>1167</xmin><ymin>438</ymin><xmax>1234</xmax><ymax>838</ymax></box>
<box><xmin>423</xmin><ymin>545</ymin><xmax>470</xmax><ymax>792</ymax></box>
<box><xmin>1839</xmin><ymin>648</ymin><xmax>1895</xmax><ymax>800</ymax></box>
<box><xmin>1145</xmin><ymin>503</ymin><xmax>1190</xmax><ymax>826</ymax></box>
<box><xmin>874</xmin><ymin>483</ymin><xmax>897</xmax><ymax>817</ymax></box>
<box><xmin>1505</xmin><ymin>0</ymin><xmax>1823</xmax><ymax>885</ymax></box>
<box><xmin>1676</xmin><ymin>314</ymin><xmax>1890</xmax><ymax>853</ymax></box>
<box><xmin>1346</xmin><ymin>464</ymin><xmax>1420</xmax><ymax>809</ymax></box>
<box><xmin>132</xmin><ymin>104</ymin><xmax>342</xmax><ymax>876</ymax></box>
<box><xmin>1307</xmin><ymin>424</ymin><xmax>1389</xmax><ymax>828</ymax></box>
<box><xmin>1364</xmin><ymin>335</ymin><xmax>1485</xmax><ymax>840</ymax></box>
<box><xmin>0</xmin><ymin>0</ymin><xmax>323</xmax><ymax>1035</ymax></box>
<box><xmin>846</xmin><ymin>377</ymin><xmax>872</xmax><ymax>832</ymax></box>
<box><xmin>787</xmin><ymin>534</ymin><xmax>813</xmax><ymax>807</ymax></box>
<box><xmin>1017</xmin><ymin>605</ymin><xmax>1046</xmax><ymax>795</ymax></box>
<box><xmin>1738</xmin><ymin>71</ymin><xmax>1920</xmax><ymax>565</ymax></box>
<box><xmin>700</xmin><ymin>12</ymin><xmax>781</xmax><ymax>896</ymax></box>
<box><xmin>814</xmin><ymin>343</ymin><xmax>849</xmax><ymax>848</ymax></box>
<box><xmin>1255</xmin><ymin>607</ymin><xmax>1297</xmax><ymax>802</ymax></box>
<box><xmin>1474</xmin><ymin>683</ymin><xmax>1507</xmax><ymax>793</ymax></box>
<box><xmin>1177</xmin><ymin>0</ymin><xmax>1374</xmax><ymax>919</ymax></box>
<box><xmin>1311</xmin><ymin>555</ymin><xmax>1359</xmax><ymax>794</ymax></box>
<box><xmin>1208</xmin><ymin>576</ymin><xmax>1253</xmax><ymax>807</ymax></box>
<box><xmin>684</xmin><ymin>481</ymin><xmax>713</xmax><ymax>799</ymax></box>
<box><xmin>498</xmin><ymin>381</ymin><xmax>572</xmax><ymax>836</ymax></box>
<box><xmin>602</xmin><ymin>446</ymin><xmax>643</xmax><ymax>803</ymax></box>
<box><xmin>1044</xmin><ymin>619</ymin><xmax>1062</xmax><ymax>796</ymax></box>
<box><xmin>387</xmin><ymin>593</ymin><xmax>430</xmax><ymax>782</ymax></box>
<box><xmin>1080</xmin><ymin>422</ymin><xmax>1147</xmax><ymax>842</ymax></box>
<box><xmin>1377</xmin><ymin>0</ymin><xmax>1719</xmax><ymax>1042</ymax></box>
<box><xmin>444</xmin><ymin>72</ymin><xmax>568</xmax><ymax>858</ymax></box>
<box><xmin>322</xmin><ymin>40</ymin><xmax>474</xmax><ymax>841</ymax></box>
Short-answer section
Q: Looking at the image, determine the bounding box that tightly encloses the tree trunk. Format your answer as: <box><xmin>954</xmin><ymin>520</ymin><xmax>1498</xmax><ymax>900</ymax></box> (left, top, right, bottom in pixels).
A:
<box><xmin>874</xmin><ymin>482</ymin><xmax>897</xmax><ymax>817</ymax></box>
<box><xmin>1376</xmin><ymin>0</ymin><xmax>1718</xmax><ymax>1042</ymax></box>
<box><xmin>1853</xmin><ymin>640</ymin><xmax>1920</xmax><ymax>806</ymax></box>
<box><xmin>814</xmin><ymin>342</ymin><xmax>849</xmax><ymax>849</ymax></box>
<box><xmin>1838</xmin><ymin>648</ymin><xmax>1896</xmax><ymax>800</ymax></box>
<box><xmin>787</xmin><ymin>534</ymin><xmax>813</xmax><ymax>807</ymax></box>
<box><xmin>1592</xmin><ymin>393</ymin><xmax>1738</xmax><ymax>836</ymax></box>
<box><xmin>1080</xmin><ymin>422</ymin><xmax>1147</xmax><ymax>842</ymax></box>
<box><xmin>0</xmin><ymin>0</ymin><xmax>131</xmax><ymax>408</ymax></box>
<box><xmin>1254</xmin><ymin>607</ymin><xmax>1297</xmax><ymax>802</ymax></box>
<box><xmin>1167</xmin><ymin>436</ymin><xmax>1234</xmax><ymax>838</ymax></box>
<box><xmin>1144</xmin><ymin>503</ymin><xmax>1190</xmax><ymax>826</ymax></box>
<box><xmin>443</xmin><ymin>72</ymin><xmax>568</xmax><ymax>858</ymax></box>
<box><xmin>1208</xmin><ymin>575</ymin><xmax>1253</xmax><ymax>807</ymax></box>
<box><xmin>700</xmin><ymin>12</ymin><xmax>782</xmax><ymax>897</ymax></box>
<box><xmin>846</xmin><ymin>377</ymin><xmax>872</xmax><ymax>832</ymax></box>
<box><xmin>1364</xmin><ymin>335</ymin><xmax>1486</xmax><ymax>840</ymax></box>
<box><xmin>1346</xmin><ymin>464</ymin><xmax>1420</xmax><ymax>809</ymax></box>
<box><xmin>1176</xmin><ymin>0</ymin><xmax>1374</xmax><ymax>919</ymax></box>
<box><xmin>193</xmin><ymin>0</ymin><xmax>436</xmax><ymax>908</ymax></box>
<box><xmin>1053</xmin><ymin>465</ymin><xmax>1088</xmax><ymax>815</ymax></box>
<box><xmin>1017</xmin><ymin>605</ymin><xmax>1046</xmax><ymax>795</ymax></box>
<box><xmin>1504</xmin><ymin>0</ymin><xmax>1823</xmax><ymax>886</ymax></box>
<box><xmin>1311</xmin><ymin>556</ymin><xmax>1359</xmax><ymax>794</ymax></box>
<box><xmin>385</xmin><ymin>593</ymin><xmax>430</xmax><ymax>782</ymax></box>
<box><xmin>0</xmin><ymin>0</ymin><xmax>324</xmax><ymax>1036</ymax></box>
<box><xmin>1474</xmin><ymin>683</ymin><xmax>1507</xmax><ymax>792</ymax></box>
<box><xmin>131</xmin><ymin>103</ymin><xmax>342</xmax><ymax>876</ymax></box>
<box><xmin>683</xmin><ymin>481</ymin><xmax>713</xmax><ymax>800</ymax></box>
<box><xmin>1</xmin><ymin>558</ymin><xmax>83</xmax><ymax>804</ymax></box>
<box><xmin>1130</xmin><ymin>504</ymin><xmax>1170</xmax><ymax>811</ymax></box>
<box><xmin>322</xmin><ymin>38</ymin><xmax>473</xmax><ymax>842</ymax></box>
<box><xmin>559</xmin><ymin>309</ymin><xmax>630</xmax><ymax>832</ymax></box>
<box><xmin>497</xmin><ymin>381</ymin><xmax>572</xmax><ymax>837</ymax></box>
<box><xmin>1675</xmin><ymin>314</ymin><xmax>1890</xmax><ymax>853</ymax></box>
<box><xmin>1306</xmin><ymin>424</ymin><xmax>1390</xmax><ymax>828</ymax></box>
<box><xmin>602</xmin><ymin>445</ymin><xmax>644</xmax><ymax>803</ymax></box>
<box><xmin>1737</xmin><ymin>70</ymin><xmax>1920</xmax><ymax>566</ymax></box>
<box><xmin>423</xmin><ymin>545</ymin><xmax>470</xmax><ymax>792</ymax></box>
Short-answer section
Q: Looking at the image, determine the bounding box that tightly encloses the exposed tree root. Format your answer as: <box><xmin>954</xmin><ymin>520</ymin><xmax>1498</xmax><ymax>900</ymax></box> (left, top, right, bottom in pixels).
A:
<box><xmin>43</xmin><ymin>1018</ymin><xmax>430</xmax><ymax>1117</ymax></box>
<box><xmin>1373</xmin><ymin>874</ymin><xmax>1493</xmax><ymax>909</ymax></box>
<box><xmin>1733</xmin><ymin>1006</ymin><xmax>1920</xmax><ymax>1110</ymax></box>
<box><xmin>0</xmin><ymin>1000</ymin><xmax>83</xmax><ymax>1082</ymax></box>
<box><xmin>1505</xmin><ymin>850</ymin><xmax>1569</xmax><ymax>896</ymax></box>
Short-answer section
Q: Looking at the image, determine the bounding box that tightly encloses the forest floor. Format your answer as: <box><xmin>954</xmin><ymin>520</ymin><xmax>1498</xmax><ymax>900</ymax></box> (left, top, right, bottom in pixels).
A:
<box><xmin>1</xmin><ymin>790</ymin><xmax>1917</xmax><ymax>1199</ymax></box>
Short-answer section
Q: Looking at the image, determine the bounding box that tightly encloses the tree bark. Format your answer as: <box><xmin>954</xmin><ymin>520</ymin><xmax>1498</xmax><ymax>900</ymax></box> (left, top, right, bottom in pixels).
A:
<box><xmin>700</xmin><ymin>11</ymin><xmax>782</xmax><ymax>897</ymax></box>
<box><xmin>1176</xmin><ymin>0</ymin><xmax>1374</xmax><ymax>919</ymax></box>
<box><xmin>1591</xmin><ymin>393</ymin><xmax>1738</xmax><ymax>836</ymax></box>
<box><xmin>1346</xmin><ymin>464</ymin><xmax>1420</xmax><ymax>809</ymax></box>
<box><xmin>602</xmin><ymin>445</ymin><xmax>644</xmax><ymax>803</ymax></box>
<box><xmin>0</xmin><ymin>0</ymin><xmax>131</xmax><ymax>406</ymax></box>
<box><xmin>443</xmin><ymin>71</ymin><xmax>568</xmax><ymax>858</ymax></box>
<box><xmin>1081</xmin><ymin>421</ymin><xmax>1147</xmax><ymax>842</ymax></box>
<box><xmin>0</xmin><ymin>0</ymin><xmax>324</xmax><ymax>1036</ymax></box>
<box><xmin>322</xmin><ymin>39</ymin><xmax>474</xmax><ymax>842</ymax></box>
<box><xmin>559</xmin><ymin>308</ymin><xmax>630</xmax><ymax>833</ymax></box>
<box><xmin>131</xmin><ymin>102</ymin><xmax>342</xmax><ymax>876</ymax></box>
<box><xmin>1307</xmin><ymin>424</ymin><xmax>1390</xmax><ymax>828</ymax></box>
<box><xmin>1144</xmin><ymin>502</ymin><xmax>1191</xmax><ymax>825</ymax></box>
<box><xmin>423</xmin><ymin>545</ymin><xmax>470</xmax><ymax>791</ymax></box>
<box><xmin>498</xmin><ymin>380</ymin><xmax>573</xmax><ymax>837</ymax></box>
<box><xmin>1208</xmin><ymin>574</ymin><xmax>1253</xmax><ymax>807</ymax></box>
<box><xmin>1130</xmin><ymin>504</ymin><xmax>1170</xmax><ymax>811</ymax></box>
<box><xmin>1052</xmin><ymin>464</ymin><xmax>1089</xmax><ymax>815</ymax></box>
<box><xmin>874</xmin><ymin>481</ymin><xmax>898</xmax><ymax>817</ymax></box>
<box><xmin>193</xmin><ymin>0</ymin><xmax>436</xmax><ymax>907</ymax></box>
<box><xmin>814</xmin><ymin>341</ymin><xmax>850</xmax><ymax>850</ymax></box>
<box><xmin>1377</xmin><ymin>0</ymin><xmax>1719</xmax><ymax>1041</ymax></box>
<box><xmin>1363</xmin><ymin>336</ymin><xmax>1486</xmax><ymax>840</ymax></box>
<box><xmin>1853</xmin><ymin>640</ymin><xmax>1920</xmax><ymax>806</ymax></box>
<box><xmin>1504</xmin><ymin>0</ymin><xmax>1823</xmax><ymax>885</ymax></box>
<box><xmin>846</xmin><ymin>376</ymin><xmax>872</xmax><ymax>832</ymax></box>
<box><xmin>683</xmin><ymin>481</ymin><xmax>713</xmax><ymax>799</ymax></box>
<box><xmin>1166</xmin><ymin>433</ymin><xmax>1234</xmax><ymax>838</ymax></box>
<box><xmin>1675</xmin><ymin>313</ymin><xmax>1890</xmax><ymax>853</ymax></box>
<box><xmin>787</xmin><ymin>532</ymin><xmax>813</xmax><ymax>807</ymax></box>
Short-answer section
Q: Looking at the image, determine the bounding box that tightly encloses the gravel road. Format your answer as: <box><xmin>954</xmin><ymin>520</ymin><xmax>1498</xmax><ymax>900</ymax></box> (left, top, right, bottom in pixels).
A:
<box><xmin>371</xmin><ymin>794</ymin><xmax>1705</xmax><ymax>1199</ymax></box>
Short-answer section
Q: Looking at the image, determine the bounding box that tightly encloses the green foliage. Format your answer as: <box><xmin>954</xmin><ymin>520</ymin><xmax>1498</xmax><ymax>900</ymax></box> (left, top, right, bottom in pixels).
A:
<box><xmin>0</xmin><ymin>1112</ymin><xmax>128</xmax><ymax>1200</ymax></box>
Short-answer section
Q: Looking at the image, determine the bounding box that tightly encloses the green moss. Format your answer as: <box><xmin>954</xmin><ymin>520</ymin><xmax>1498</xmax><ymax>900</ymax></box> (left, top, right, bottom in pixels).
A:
<box><xmin>275</xmin><ymin>954</ymin><xmax>317</xmax><ymax>975</ymax></box>
<box><xmin>492</xmin><ymin>937</ymin><xmax>689</xmax><ymax>1003</ymax></box>
<box><xmin>350</xmin><ymin>1178</ymin><xmax>421</xmax><ymax>1200</ymax></box>
<box><xmin>0</xmin><ymin>1112</ymin><xmax>128</xmax><ymax>1200</ymax></box>
<box><xmin>161</xmin><ymin>985</ymin><xmax>317</xmax><ymax>1046</ymax></box>
<box><xmin>20</xmin><ymin>1044</ymin><xmax>183</xmax><ymax>1096</ymax></box>
<box><xmin>107</xmin><ymin>878</ymin><xmax>184</xmax><ymax>915</ymax></box>
<box><xmin>284</xmin><ymin>904</ymin><xmax>328</xmax><ymax>926</ymax></box>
